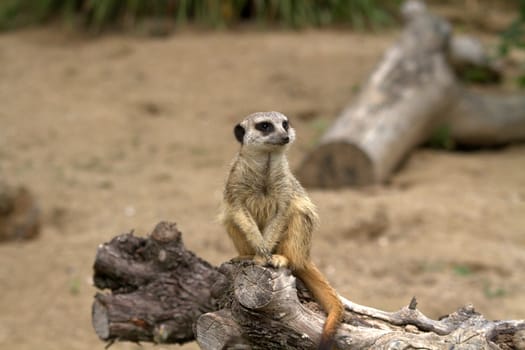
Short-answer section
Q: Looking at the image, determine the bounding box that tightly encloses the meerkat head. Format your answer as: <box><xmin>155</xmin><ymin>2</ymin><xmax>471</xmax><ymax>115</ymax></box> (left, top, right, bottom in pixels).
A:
<box><xmin>233</xmin><ymin>111</ymin><xmax>296</xmax><ymax>152</ymax></box>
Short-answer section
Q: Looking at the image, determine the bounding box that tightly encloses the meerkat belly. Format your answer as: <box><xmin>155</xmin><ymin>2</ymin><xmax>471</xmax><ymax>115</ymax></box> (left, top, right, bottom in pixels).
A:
<box><xmin>245</xmin><ymin>193</ymin><xmax>279</xmax><ymax>232</ymax></box>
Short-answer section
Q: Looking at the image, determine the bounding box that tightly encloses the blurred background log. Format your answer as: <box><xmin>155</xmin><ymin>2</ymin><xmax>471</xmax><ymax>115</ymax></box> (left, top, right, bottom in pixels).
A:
<box><xmin>296</xmin><ymin>0</ymin><xmax>525</xmax><ymax>188</ymax></box>
<box><xmin>447</xmin><ymin>90</ymin><xmax>525</xmax><ymax>146</ymax></box>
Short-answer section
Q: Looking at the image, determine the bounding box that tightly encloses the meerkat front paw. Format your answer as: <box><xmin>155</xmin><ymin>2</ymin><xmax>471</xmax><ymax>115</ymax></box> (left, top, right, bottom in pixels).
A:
<box><xmin>269</xmin><ymin>254</ymin><xmax>289</xmax><ymax>268</ymax></box>
<box><xmin>253</xmin><ymin>252</ymin><xmax>272</xmax><ymax>266</ymax></box>
<box><xmin>253</xmin><ymin>253</ymin><xmax>288</xmax><ymax>268</ymax></box>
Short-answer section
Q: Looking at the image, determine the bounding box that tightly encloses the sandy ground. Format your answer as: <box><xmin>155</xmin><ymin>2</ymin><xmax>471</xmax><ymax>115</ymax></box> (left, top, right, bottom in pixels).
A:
<box><xmin>0</xmin><ymin>21</ymin><xmax>524</xmax><ymax>350</ymax></box>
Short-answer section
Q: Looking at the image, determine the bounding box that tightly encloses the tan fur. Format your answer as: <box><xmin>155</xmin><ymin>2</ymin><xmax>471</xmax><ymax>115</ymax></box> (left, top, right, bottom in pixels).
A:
<box><xmin>220</xmin><ymin>111</ymin><xmax>344</xmax><ymax>350</ymax></box>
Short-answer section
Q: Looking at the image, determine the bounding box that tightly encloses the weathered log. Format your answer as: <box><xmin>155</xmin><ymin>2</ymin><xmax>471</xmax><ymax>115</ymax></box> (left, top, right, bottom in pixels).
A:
<box><xmin>91</xmin><ymin>222</ymin><xmax>525</xmax><ymax>349</ymax></box>
<box><xmin>296</xmin><ymin>0</ymin><xmax>525</xmax><ymax>188</ymax></box>
<box><xmin>198</xmin><ymin>261</ymin><xmax>525</xmax><ymax>350</ymax></box>
<box><xmin>297</xmin><ymin>1</ymin><xmax>457</xmax><ymax>188</ymax></box>
<box><xmin>91</xmin><ymin>221</ymin><xmax>222</xmax><ymax>344</ymax></box>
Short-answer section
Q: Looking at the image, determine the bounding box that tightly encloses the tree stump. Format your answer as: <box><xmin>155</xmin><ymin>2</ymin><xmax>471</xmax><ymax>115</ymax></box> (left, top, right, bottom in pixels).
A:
<box><xmin>296</xmin><ymin>0</ymin><xmax>525</xmax><ymax>188</ymax></box>
<box><xmin>91</xmin><ymin>221</ymin><xmax>222</xmax><ymax>344</ymax></box>
<box><xmin>91</xmin><ymin>222</ymin><xmax>525</xmax><ymax>349</ymax></box>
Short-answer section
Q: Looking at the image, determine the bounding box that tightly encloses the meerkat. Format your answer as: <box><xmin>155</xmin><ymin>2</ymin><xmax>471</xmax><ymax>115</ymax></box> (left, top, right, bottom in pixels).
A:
<box><xmin>220</xmin><ymin>111</ymin><xmax>344</xmax><ymax>350</ymax></box>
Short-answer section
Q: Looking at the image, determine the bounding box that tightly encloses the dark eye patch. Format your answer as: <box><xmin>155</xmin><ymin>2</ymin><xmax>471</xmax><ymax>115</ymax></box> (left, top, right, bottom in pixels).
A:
<box><xmin>255</xmin><ymin>121</ymin><xmax>274</xmax><ymax>133</ymax></box>
<box><xmin>282</xmin><ymin>120</ymin><xmax>289</xmax><ymax>131</ymax></box>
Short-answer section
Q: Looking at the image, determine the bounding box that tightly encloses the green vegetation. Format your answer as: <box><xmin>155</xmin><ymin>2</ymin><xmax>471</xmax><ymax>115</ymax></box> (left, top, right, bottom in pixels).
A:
<box><xmin>452</xmin><ymin>264</ymin><xmax>473</xmax><ymax>277</ymax></box>
<box><xmin>0</xmin><ymin>0</ymin><xmax>399</xmax><ymax>32</ymax></box>
<box><xmin>499</xmin><ymin>0</ymin><xmax>525</xmax><ymax>88</ymax></box>
<box><xmin>307</xmin><ymin>117</ymin><xmax>330</xmax><ymax>147</ymax></box>
<box><xmin>483</xmin><ymin>281</ymin><xmax>507</xmax><ymax>299</ymax></box>
<box><xmin>69</xmin><ymin>276</ymin><xmax>81</xmax><ymax>295</ymax></box>
<box><xmin>426</xmin><ymin>124</ymin><xmax>455</xmax><ymax>151</ymax></box>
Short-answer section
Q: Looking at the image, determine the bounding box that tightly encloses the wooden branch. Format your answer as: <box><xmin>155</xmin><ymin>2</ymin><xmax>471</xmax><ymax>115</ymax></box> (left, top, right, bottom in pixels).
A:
<box><xmin>296</xmin><ymin>0</ymin><xmax>525</xmax><ymax>188</ymax></box>
<box><xmin>339</xmin><ymin>295</ymin><xmax>453</xmax><ymax>335</ymax></box>
<box><xmin>91</xmin><ymin>222</ymin><xmax>525</xmax><ymax>349</ymax></box>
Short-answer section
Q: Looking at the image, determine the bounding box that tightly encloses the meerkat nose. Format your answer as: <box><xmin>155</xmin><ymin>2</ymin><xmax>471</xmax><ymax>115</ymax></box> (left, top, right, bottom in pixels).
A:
<box><xmin>283</xmin><ymin>136</ymin><xmax>290</xmax><ymax>144</ymax></box>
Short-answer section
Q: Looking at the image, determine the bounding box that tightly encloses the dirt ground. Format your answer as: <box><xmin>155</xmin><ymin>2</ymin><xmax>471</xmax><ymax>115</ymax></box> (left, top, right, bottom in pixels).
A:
<box><xmin>0</xmin><ymin>12</ymin><xmax>524</xmax><ymax>350</ymax></box>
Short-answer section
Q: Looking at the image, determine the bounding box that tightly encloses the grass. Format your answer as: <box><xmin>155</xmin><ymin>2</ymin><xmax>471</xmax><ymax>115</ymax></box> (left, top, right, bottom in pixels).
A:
<box><xmin>498</xmin><ymin>0</ymin><xmax>525</xmax><ymax>89</ymax></box>
<box><xmin>69</xmin><ymin>276</ymin><xmax>81</xmax><ymax>295</ymax></box>
<box><xmin>483</xmin><ymin>281</ymin><xmax>507</xmax><ymax>299</ymax></box>
<box><xmin>0</xmin><ymin>0</ymin><xmax>400</xmax><ymax>32</ymax></box>
<box><xmin>307</xmin><ymin>117</ymin><xmax>330</xmax><ymax>147</ymax></box>
<box><xmin>425</xmin><ymin>124</ymin><xmax>455</xmax><ymax>151</ymax></box>
<box><xmin>452</xmin><ymin>264</ymin><xmax>472</xmax><ymax>277</ymax></box>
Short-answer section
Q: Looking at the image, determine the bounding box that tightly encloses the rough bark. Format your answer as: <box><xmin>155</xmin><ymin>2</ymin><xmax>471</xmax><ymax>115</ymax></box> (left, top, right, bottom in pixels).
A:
<box><xmin>91</xmin><ymin>222</ymin><xmax>525</xmax><ymax>349</ymax></box>
<box><xmin>91</xmin><ymin>221</ymin><xmax>222</xmax><ymax>344</ymax></box>
<box><xmin>296</xmin><ymin>0</ymin><xmax>525</xmax><ymax>188</ymax></box>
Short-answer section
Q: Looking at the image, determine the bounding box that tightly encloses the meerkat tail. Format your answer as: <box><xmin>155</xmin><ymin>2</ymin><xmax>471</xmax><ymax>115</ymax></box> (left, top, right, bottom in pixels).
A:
<box><xmin>294</xmin><ymin>261</ymin><xmax>344</xmax><ymax>350</ymax></box>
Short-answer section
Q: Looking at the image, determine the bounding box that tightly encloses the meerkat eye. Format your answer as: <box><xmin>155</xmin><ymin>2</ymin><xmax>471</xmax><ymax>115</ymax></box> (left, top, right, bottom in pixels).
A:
<box><xmin>282</xmin><ymin>120</ymin><xmax>289</xmax><ymax>131</ymax></box>
<box><xmin>255</xmin><ymin>121</ymin><xmax>274</xmax><ymax>133</ymax></box>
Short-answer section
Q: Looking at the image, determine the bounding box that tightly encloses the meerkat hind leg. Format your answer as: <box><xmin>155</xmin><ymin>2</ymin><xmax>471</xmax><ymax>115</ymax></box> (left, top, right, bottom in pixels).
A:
<box><xmin>226</xmin><ymin>224</ymin><xmax>256</xmax><ymax>256</ymax></box>
<box><xmin>275</xmin><ymin>209</ymin><xmax>313</xmax><ymax>271</ymax></box>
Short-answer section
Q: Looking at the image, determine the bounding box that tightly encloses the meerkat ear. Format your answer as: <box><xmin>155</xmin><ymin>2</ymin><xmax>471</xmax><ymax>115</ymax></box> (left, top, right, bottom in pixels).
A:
<box><xmin>234</xmin><ymin>124</ymin><xmax>245</xmax><ymax>144</ymax></box>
